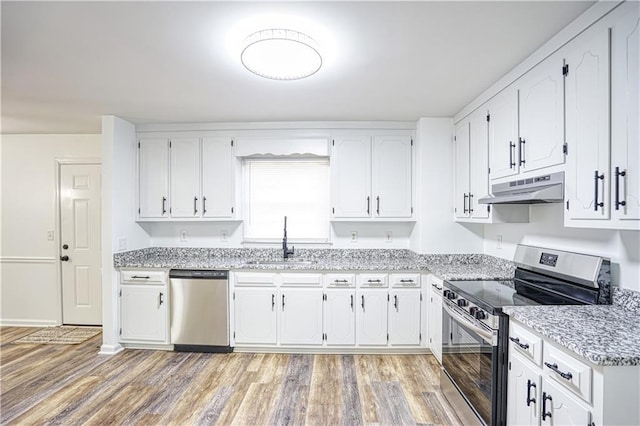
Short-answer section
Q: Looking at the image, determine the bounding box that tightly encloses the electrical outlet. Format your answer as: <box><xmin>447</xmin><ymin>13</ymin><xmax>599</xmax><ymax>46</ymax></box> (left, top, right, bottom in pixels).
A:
<box><xmin>497</xmin><ymin>235</ymin><xmax>503</xmax><ymax>249</ymax></box>
<box><xmin>180</xmin><ymin>230</ymin><xmax>188</xmax><ymax>242</ymax></box>
<box><xmin>47</xmin><ymin>230</ymin><xmax>54</xmax><ymax>241</ymax></box>
<box><xmin>385</xmin><ymin>231</ymin><xmax>393</xmax><ymax>243</ymax></box>
<box><xmin>350</xmin><ymin>231</ymin><xmax>358</xmax><ymax>242</ymax></box>
<box><xmin>118</xmin><ymin>237</ymin><xmax>127</xmax><ymax>251</ymax></box>
<box><xmin>221</xmin><ymin>230</ymin><xmax>229</xmax><ymax>242</ymax></box>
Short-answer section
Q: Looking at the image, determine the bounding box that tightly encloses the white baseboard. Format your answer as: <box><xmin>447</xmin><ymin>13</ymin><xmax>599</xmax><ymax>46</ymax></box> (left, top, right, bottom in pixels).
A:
<box><xmin>233</xmin><ymin>346</ymin><xmax>432</xmax><ymax>355</ymax></box>
<box><xmin>99</xmin><ymin>343</ymin><xmax>124</xmax><ymax>355</ymax></box>
<box><xmin>0</xmin><ymin>319</ymin><xmax>59</xmax><ymax>327</ymax></box>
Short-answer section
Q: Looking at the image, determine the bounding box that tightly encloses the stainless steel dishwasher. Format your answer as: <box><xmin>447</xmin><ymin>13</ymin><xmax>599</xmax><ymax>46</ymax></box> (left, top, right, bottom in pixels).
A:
<box><xmin>169</xmin><ymin>269</ymin><xmax>233</xmax><ymax>353</ymax></box>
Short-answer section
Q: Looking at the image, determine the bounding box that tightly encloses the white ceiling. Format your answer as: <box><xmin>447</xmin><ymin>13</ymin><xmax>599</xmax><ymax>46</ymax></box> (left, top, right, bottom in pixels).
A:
<box><xmin>1</xmin><ymin>1</ymin><xmax>595</xmax><ymax>134</ymax></box>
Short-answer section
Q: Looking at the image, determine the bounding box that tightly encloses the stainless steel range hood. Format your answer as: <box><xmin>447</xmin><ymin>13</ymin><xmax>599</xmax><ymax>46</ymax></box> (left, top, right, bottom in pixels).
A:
<box><xmin>478</xmin><ymin>172</ymin><xmax>564</xmax><ymax>205</ymax></box>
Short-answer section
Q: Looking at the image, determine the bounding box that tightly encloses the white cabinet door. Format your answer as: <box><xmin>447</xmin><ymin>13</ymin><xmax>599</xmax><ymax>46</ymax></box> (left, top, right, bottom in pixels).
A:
<box><xmin>202</xmin><ymin>137</ymin><xmax>235</xmax><ymax>219</ymax></box>
<box><xmin>356</xmin><ymin>289</ymin><xmax>388</xmax><ymax>346</ymax></box>
<box><xmin>541</xmin><ymin>379</ymin><xmax>592</xmax><ymax>426</ymax></box>
<box><xmin>170</xmin><ymin>137</ymin><xmax>200</xmax><ymax>218</ymax></box>
<box><xmin>388</xmin><ymin>289</ymin><xmax>421</xmax><ymax>346</ymax></box>
<box><xmin>324</xmin><ymin>290</ymin><xmax>356</xmax><ymax>346</ymax></box>
<box><xmin>331</xmin><ymin>136</ymin><xmax>372</xmax><ymax>218</ymax></box>
<box><xmin>507</xmin><ymin>351</ymin><xmax>541</xmax><ymax>426</ymax></box>
<box><xmin>611</xmin><ymin>5</ymin><xmax>640</xmax><ymax>224</ymax></box>
<box><xmin>469</xmin><ymin>109</ymin><xmax>490</xmax><ymax>219</ymax></box>
<box><xmin>518</xmin><ymin>54</ymin><xmax>566</xmax><ymax>173</ymax></box>
<box><xmin>489</xmin><ymin>88</ymin><xmax>519</xmax><ymax>180</ymax></box>
<box><xmin>280</xmin><ymin>288</ymin><xmax>323</xmax><ymax>346</ymax></box>
<box><xmin>373</xmin><ymin>135</ymin><xmax>413</xmax><ymax>218</ymax></box>
<box><xmin>454</xmin><ymin>120</ymin><xmax>471</xmax><ymax>219</ymax></box>
<box><xmin>233</xmin><ymin>288</ymin><xmax>277</xmax><ymax>345</ymax></box>
<box><xmin>120</xmin><ymin>285</ymin><xmax>167</xmax><ymax>342</ymax></box>
<box><xmin>428</xmin><ymin>284</ymin><xmax>443</xmax><ymax>363</ymax></box>
<box><xmin>565</xmin><ymin>26</ymin><xmax>611</xmax><ymax>221</ymax></box>
<box><xmin>138</xmin><ymin>138</ymin><xmax>169</xmax><ymax>218</ymax></box>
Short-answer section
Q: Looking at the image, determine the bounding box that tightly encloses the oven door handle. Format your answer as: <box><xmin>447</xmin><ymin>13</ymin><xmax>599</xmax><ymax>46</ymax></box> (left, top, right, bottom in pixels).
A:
<box><xmin>443</xmin><ymin>302</ymin><xmax>496</xmax><ymax>346</ymax></box>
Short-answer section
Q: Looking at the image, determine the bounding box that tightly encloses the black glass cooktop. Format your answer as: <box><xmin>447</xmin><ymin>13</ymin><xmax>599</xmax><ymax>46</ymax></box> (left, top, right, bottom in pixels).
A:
<box><xmin>444</xmin><ymin>280</ymin><xmax>539</xmax><ymax>314</ymax></box>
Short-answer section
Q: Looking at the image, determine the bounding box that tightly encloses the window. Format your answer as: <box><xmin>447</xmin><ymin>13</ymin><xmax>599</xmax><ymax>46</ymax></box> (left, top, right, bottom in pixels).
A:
<box><xmin>243</xmin><ymin>158</ymin><xmax>330</xmax><ymax>241</ymax></box>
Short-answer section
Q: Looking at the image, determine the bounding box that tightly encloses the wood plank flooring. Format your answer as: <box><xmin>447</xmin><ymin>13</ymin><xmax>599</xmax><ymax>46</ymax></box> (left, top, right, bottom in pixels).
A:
<box><xmin>0</xmin><ymin>327</ymin><xmax>463</xmax><ymax>425</ymax></box>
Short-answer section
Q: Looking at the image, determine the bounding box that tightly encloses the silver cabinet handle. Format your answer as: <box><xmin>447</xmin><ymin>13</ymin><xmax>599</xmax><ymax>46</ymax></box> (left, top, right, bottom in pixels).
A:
<box><xmin>615</xmin><ymin>167</ymin><xmax>627</xmax><ymax>210</ymax></box>
<box><xmin>468</xmin><ymin>193</ymin><xmax>474</xmax><ymax>214</ymax></box>
<box><xmin>350</xmin><ymin>295</ymin><xmax>354</xmax><ymax>310</ymax></box>
<box><xmin>400</xmin><ymin>279</ymin><xmax>414</xmax><ymax>283</ymax></box>
<box><xmin>162</xmin><ymin>197</ymin><xmax>167</xmax><ymax>215</ymax></box>
<box><xmin>272</xmin><ymin>294</ymin><xmax>275</xmax><ymax>310</ymax></box>
<box><xmin>361</xmin><ymin>295</ymin><xmax>365</xmax><ymax>310</ymax></box>
<box><xmin>544</xmin><ymin>362</ymin><xmax>573</xmax><ymax>380</ymax></box>
<box><xmin>509</xmin><ymin>141</ymin><xmax>516</xmax><ymax>169</ymax></box>
<box><xmin>282</xmin><ymin>294</ymin><xmax>285</xmax><ymax>311</ymax></box>
<box><xmin>158</xmin><ymin>292</ymin><xmax>164</xmax><ymax>307</ymax></box>
<box><xmin>203</xmin><ymin>196</ymin><xmax>207</xmax><ymax>214</ymax></box>
<box><xmin>519</xmin><ymin>137</ymin><xmax>526</xmax><ymax>166</ymax></box>
<box><xmin>376</xmin><ymin>196</ymin><xmax>380</xmax><ymax>215</ymax></box>
<box><xmin>194</xmin><ymin>197</ymin><xmax>198</xmax><ymax>215</ymax></box>
<box><xmin>463</xmin><ymin>193</ymin><xmax>468</xmax><ymax>214</ymax></box>
<box><xmin>366</xmin><ymin>196</ymin><xmax>370</xmax><ymax>215</ymax></box>
<box><xmin>131</xmin><ymin>275</ymin><xmax>150</xmax><ymax>279</ymax></box>
<box><xmin>594</xmin><ymin>170</ymin><xmax>605</xmax><ymax>211</ymax></box>
<box><xmin>393</xmin><ymin>295</ymin><xmax>398</xmax><ymax>310</ymax></box>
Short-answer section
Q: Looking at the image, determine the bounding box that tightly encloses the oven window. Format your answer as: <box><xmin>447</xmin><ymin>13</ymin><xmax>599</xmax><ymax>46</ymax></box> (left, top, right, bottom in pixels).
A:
<box><xmin>442</xmin><ymin>311</ymin><xmax>496</xmax><ymax>425</ymax></box>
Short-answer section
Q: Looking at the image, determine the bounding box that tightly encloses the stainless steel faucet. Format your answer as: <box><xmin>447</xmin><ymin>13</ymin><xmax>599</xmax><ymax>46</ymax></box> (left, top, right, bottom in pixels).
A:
<box><xmin>282</xmin><ymin>216</ymin><xmax>295</xmax><ymax>259</ymax></box>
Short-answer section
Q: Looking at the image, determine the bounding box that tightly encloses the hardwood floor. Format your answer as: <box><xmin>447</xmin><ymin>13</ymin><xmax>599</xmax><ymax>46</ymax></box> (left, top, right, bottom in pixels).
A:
<box><xmin>0</xmin><ymin>327</ymin><xmax>462</xmax><ymax>425</ymax></box>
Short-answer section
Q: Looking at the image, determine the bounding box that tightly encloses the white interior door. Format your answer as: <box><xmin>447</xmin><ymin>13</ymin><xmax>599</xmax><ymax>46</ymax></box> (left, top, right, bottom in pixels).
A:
<box><xmin>60</xmin><ymin>163</ymin><xmax>102</xmax><ymax>325</ymax></box>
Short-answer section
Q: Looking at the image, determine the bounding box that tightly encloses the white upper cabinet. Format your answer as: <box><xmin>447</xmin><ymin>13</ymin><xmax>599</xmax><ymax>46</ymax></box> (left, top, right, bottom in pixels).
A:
<box><xmin>468</xmin><ymin>111</ymin><xmax>490</xmax><ymax>219</ymax></box>
<box><xmin>138</xmin><ymin>138</ymin><xmax>169</xmax><ymax>218</ymax></box>
<box><xmin>138</xmin><ymin>135</ymin><xmax>235</xmax><ymax>221</ymax></box>
<box><xmin>488</xmin><ymin>87</ymin><xmax>520</xmax><ymax>180</ymax></box>
<box><xmin>372</xmin><ymin>135</ymin><xmax>413</xmax><ymax>218</ymax></box>
<box><xmin>331</xmin><ymin>133</ymin><xmax>413</xmax><ymax>220</ymax></box>
<box><xmin>518</xmin><ymin>54</ymin><xmax>566</xmax><ymax>174</ymax></box>
<box><xmin>565</xmin><ymin>24</ymin><xmax>611</xmax><ymax>221</ymax></box>
<box><xmin>454</xmin><ymin>120</ymin><xmax>471</xmax><ymax>220</ymax></box>
<box><xmin>202</xmin><ymin>137</ymin><xmax>235</xmax><ymax>218</ymax></box>
<box><xmin>565</xmin><ymin>2</ymin><xmax>639</xmax><ymax>230</ymax></box>
<box><xmin>170</xmin><ymin>137</ymin><xmax>200</xmax><ymax>218</ymax></box>
<box><xmin>331</xmin><ymin>136</ymin><xmax>372</xmax><ymax>218</ymax></box>
<box><xmin>610</xmin><ymin>2</ymin><xmax>640</xmax><ymax>226</ymax></box>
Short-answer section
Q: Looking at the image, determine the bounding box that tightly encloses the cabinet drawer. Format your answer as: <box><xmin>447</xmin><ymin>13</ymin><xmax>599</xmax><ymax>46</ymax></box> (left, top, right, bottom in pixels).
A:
<box><xmin>234</xmin><ymin>272</ymin><xmax>276</xmax><ymax>287</ymax></box>
<box><xmin>325</xmin><ymin>273</ymin><xmax>356</xmax><ymax>288</ymax></box>
<box><xmin>120</xmin><ymin>270</ymin><xmax>166</xmax><ymax>285</ymax></box>
<box><xmin>390</xmin><ymin>273</ymin><xmax>420</xmax><ymax>287</ymax></box>
<box><xmin>281</xmin><ymin>273</ymin><xmax>323</xmax><ymax>287</ymax></box>
<box><xmin>509</xmin><ymin>322</ymin><xmax>543</xmax><ymax>366</ymax></box>
<box><xmin>358</xmin><ymin>273</ymin><xmax>388</xmax><ymax>288</ymax></box>
<box><xmin>543</xmin><ymin>344</ymin><xmax>592</xmax><ymax>403</ymax></box>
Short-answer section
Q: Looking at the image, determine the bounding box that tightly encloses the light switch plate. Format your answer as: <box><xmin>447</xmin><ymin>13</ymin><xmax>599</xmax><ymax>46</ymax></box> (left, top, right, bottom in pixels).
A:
<box><xmin>221</xmin><ymin>230</ymin><xmax>229</xmax><ymax>242</ymax></box>
<box><xmin>47</xmin><ymin>230</ymin><xmax>54</xmax><ymax>241</ymax></box>
<box><xmin>497</xmin><ymin>235</ymin><xmax>503</xmax><ymax>249</ymax></box>
<box><xmin>180</xmin><ymin>230</ymin><xmax>188</xmax><ymax>242</ymax></box>
<box><xmin>118</xmin><ymin>237</ymin><xmax>127</xmax><ymax>251</ymax></box>
<box><xmin>350</xmin><ymin>231</ymin><xmax>358</xmax><ymax>242</ymax></box>
<box><xmin>385</xmin><ymin>231</ymin><xmax>393</xmax><ymax>242</ymax></box>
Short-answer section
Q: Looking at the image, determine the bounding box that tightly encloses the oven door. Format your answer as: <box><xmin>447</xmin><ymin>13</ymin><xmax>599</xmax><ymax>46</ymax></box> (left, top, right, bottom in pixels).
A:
<box><xmin>441</xmin><ymin>301</ymin><xmax>502</xmax><ymax>426</ymax></box>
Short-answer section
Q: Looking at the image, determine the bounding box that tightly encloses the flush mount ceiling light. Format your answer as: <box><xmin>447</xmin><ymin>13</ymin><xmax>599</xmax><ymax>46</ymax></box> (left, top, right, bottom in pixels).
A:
<box><xmin>241</xmin><ymin>29</ymin><xmax>322</xmax><ymax>80</ymax></box>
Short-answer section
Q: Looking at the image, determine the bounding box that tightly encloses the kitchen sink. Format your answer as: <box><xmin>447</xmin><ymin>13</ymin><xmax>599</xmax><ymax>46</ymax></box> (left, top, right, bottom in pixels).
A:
<box><xmin>243</xmin><ymin>259</ymin><xmax>317</xmax><ymax>266</ymax></box>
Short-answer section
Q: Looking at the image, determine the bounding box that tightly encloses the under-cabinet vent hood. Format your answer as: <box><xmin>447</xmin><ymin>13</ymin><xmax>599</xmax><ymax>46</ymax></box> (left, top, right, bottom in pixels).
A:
<box><xmin>478</xmin><ymin>172</ymin><xmax>564</xmax><ymax>205</ymax></box>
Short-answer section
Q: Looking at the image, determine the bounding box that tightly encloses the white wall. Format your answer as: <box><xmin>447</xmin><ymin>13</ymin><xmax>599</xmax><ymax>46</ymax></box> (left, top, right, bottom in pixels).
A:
<box><xmin>0</xmin><ymin>134</ymin><xmax>101</xmax><ymax>325</ymax></box>
<box><xmin>411</xmin><ymin>118</ymin><xmax>484</xmax><ymax>254</ymax></box>
<box><xmin>484</xmin><ymin>204</ymin><xmax>640</xmax><ymax>292</ymax></box>
<box><xmin>101</xmin><ymin>116</ymin><xmax>151</xmax><ymax>354</ymax></box>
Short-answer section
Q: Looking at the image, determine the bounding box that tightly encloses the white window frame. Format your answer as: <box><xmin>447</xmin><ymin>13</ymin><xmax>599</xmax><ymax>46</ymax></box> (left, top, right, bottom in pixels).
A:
<box><xmin>242</xmin><ymin>157</ymin><xmax>331</xmax><ymax>245</ymax></box>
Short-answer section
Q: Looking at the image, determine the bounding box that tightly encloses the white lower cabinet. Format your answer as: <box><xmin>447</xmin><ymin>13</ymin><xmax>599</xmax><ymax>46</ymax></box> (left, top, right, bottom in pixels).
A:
<box><xmin>323</xmin><ymin>289</ymin><xmax>356</xmax><ymax>345</ymax></box>
<box><xmin>389</xmin><ymin>289</ymin><xmax>421</xmax><ymax>346</ymax></box>
<box><xmin>508</xmin><ymin>320</ymin><xmax>640</xmax><ymax>426</ymax></box>
<box><xmin>356</xmin><ymin>288</ymin><xmax>389</xmax><ymax>346</ymax></box>
<box><xmin>233</xmin><ymin>288</ymin><xmax>277</xmax><ymax>345</ymax></box>
<box><xmin>279</xmin><ymin>288</ymin><xmax>323</xmax><ymax>346</ymax></box>
<box><xmin>427</xmin><ymin>275</ymin><xmax>443</xmax><ymax>363</ymax></box>
<box><xmin>119</xmin><ymin>270</ymin><xmax>169</xmax><ymax>344</ymax></box>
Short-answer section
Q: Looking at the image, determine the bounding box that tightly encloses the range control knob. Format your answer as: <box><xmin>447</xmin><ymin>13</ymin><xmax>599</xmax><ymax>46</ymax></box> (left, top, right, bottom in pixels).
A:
<box><xmin>457</xmin><ymin>299</ymin><xmax>469</xmax><ymax>307</ymax></box>
<box><xmin>443</xmin><ymin>290</ymin><xmax>451</xmax><ymax>298</ymax></box>
<box><xmin>446</xmin><ymin>291</ymin><xmax>457</xmax><ymax>300</ymax></box>
<box><xmin>474</xmin><ymin>310</ymin><xmax>487</xmax><ymax>320</ymax></box>
<box><xmin>469</xmin><ymin>307</ymin><xmax>479</xmax><ymax>316</ymax></box>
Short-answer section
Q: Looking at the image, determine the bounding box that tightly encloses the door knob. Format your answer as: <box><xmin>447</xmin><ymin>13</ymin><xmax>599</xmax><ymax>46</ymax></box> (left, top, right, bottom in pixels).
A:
<box><xmin>60</xmin><ymin>255</ymin><xmax>70</xmax><ymax>261</ymax></box>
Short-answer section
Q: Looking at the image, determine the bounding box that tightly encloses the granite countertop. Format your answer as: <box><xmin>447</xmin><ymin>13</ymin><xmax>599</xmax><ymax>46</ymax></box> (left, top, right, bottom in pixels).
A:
<box><xmin>113</xmin><ymin>247</ymin><xmax>516</xmax><ymax>280</ymax></box>
<box><xmin>504</xmin><ymin>296</ymin><xmax>640</xmax><ymax>367</ymax></box>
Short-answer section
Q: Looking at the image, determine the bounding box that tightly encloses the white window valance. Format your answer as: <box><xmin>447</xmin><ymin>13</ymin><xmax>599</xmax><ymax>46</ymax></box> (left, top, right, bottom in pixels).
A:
<box><xmin>234</xmin><ymin>138</ymin><xmax>330</xmax><ymax>157</ymax></box>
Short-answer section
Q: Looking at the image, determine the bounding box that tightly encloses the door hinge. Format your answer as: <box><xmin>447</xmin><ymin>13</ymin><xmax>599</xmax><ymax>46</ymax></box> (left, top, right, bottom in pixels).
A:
<box><xmin>563</xmin><ymin>64</ymin><xmax>569</xmax><ymax>76</ymax></box>
<box><xmin>563</xmin><ymin>143</ymin><xmax>568</xmax><ymax>155</ymax></box>
<box><xmin>231</xmin><ymin>139</ymin><xmax>234</xmax><ymax>147</ymax></box>
<box><xmin>138</xmin><ymin>142</ymin><xmax>140</xmax><ymax>149</ymax></box>
<box><xmin>486</xmin><ymin>113</ymin><xmax>490</xmax><ymax>122</ymax></box>
<box><xmin>138</xmin><ymin>208</ymin><xmax>141</xmax><ymax>214</ymax></box>
<box><xmin>411</xmin><ymin>207</ymin><xmax>414</xmax><ymax>214</ymax></box>
<box><xmin>387</xmin><ymin>333</ymin><xmax>389</xmax><ymax>341</ymax></box>
<box><xmin>332</xmin><ymin>207</ymin><xmax>335</xmax><ymax>214</ymax></box>
<box><xmin>488</xmin><ymin>167</ymin><xmax>491</xmax><ymax>175</ymax></box>
<box><xmin>509</xmin><ymin>361</ymin><xmax>511</xmax><ymax>370</ymax></box>
<box><xmin>566</xmin><ymin>200</ymin><xmax>570</xmax><ymax>210</ymax></box>
<box><xmin>419</xmin><ymin>332</ymin><xmax>422</xmax><ymax>341</ymax></box>
<box><xmin>487</xmin><ymin>205</ymin><xmax>491</xmax><ymax>213</ymax></box>
<box><xmin>450</xmin><ymin>332</ymin><xmax>453</xmax><ymax>341</ymax></box>
<box><xmin>453</xmin><ymin>136</ymin><xmax>457</xmax><ymax>142</ymax></box>
<box><xmin>420</xmin><ymin>292</ymin><xmax>423</xmax><ymax>302</ymax></box>
<box><xmin>387</xmin><ymin>294</ymin><xmax>390</xmax><ymax>301</ymax></box>
<box><xmin>233</xmin><ymin>292</ymin><xmax>235</xmax><ymax>300</ymax></box>
<box><xmin>119</xmin><ymin>328</ymin><xmax>122</xmax><ymax>335</ymax></box>
<box><xmin>119</xmin><ymin>289</ymin><xmax>122</xmax><ymax>297</ymax></box>
<box><xmin>233</xmin><ymin>331</ymin><xmax>235</xmax><ymax>338</ymax></box>
<box><xmin>429</xmin><ymin>337</ymin><xmax>432</xmax><ymax>343</ymax></box>
<box><xmin>169</xmin><ymin>207</ymin><xmax>172</xmax><ymax>214</ymax></box>
<box><xmin>411</xmin><ymin>138</ymin><xmax>413</xmax><ymax>146</ymax></box>
<box><xmin>323</xmin><ymin>293</ymin><xmax>327</xmax><ymax>301</ymax></box>
<box><xmin>169</xmin><ymin>140</ymin><xmax>172</xmax><ymax>148</ymax></box>
<box><xmin>231</xmin><ymin>207</ymin><xmax>234</xmax><ymax>214</ymax></box>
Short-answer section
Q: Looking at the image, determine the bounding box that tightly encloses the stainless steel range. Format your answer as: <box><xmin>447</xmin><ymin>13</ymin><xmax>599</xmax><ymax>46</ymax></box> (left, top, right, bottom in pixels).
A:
<box><xmin>440</xmin><ymin>244</ymin><xmax>611</xmax><ymax>426</ymax></box>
